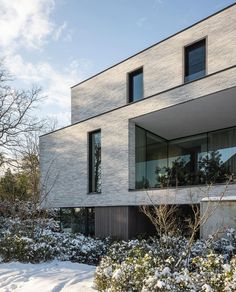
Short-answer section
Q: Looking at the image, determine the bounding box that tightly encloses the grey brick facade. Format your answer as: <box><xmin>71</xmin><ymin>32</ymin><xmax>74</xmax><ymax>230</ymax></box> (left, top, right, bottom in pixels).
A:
<box><xmin>40</xmin><ymin>4</ymin><xmax>236</xmax><ymax>238</ymax></box>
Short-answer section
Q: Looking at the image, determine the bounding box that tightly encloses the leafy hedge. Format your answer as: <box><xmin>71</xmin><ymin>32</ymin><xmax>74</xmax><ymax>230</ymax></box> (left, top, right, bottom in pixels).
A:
<box><xmin>94</xmin><ymin>231</ymin><xmax>236</xmax><ymax>291</ymax></box>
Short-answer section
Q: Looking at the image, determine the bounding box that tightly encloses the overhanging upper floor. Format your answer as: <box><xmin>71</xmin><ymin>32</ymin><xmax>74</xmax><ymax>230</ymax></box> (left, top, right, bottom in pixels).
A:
<box><xmin>131</xmin><ymin>85</ymin><xmax>236</xmax><ymax>140</ymax></box>
<box><xmin>71</xmin><ymin>4</ymin><xmax>236</xmax><ymax>123</ymax></box>
<box><xmin>40</xmin><ymin>66</ymin><xmax>236</xmax><ymax>209</ymax></box>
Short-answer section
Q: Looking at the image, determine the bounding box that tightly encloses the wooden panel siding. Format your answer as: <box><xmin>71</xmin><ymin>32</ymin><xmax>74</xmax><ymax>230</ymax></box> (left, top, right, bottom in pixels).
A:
<box><xmin>95</xmin><ymin>206</ymin><xmax>129</xmax><ymax>240</ymax></box>
<box><xmin>95</xmin><ymin>206</ymin><xmax>156</xmax><ymax>239</ymax></box>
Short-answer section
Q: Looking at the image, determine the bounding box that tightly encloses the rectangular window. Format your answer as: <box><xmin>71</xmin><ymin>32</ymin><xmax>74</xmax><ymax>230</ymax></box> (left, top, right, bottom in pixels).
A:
<box><xmin>168</xmin><ymin>134</ymin><xmax>208</xmax><ymax>186</ymax></box>
<box><xmin>60</xmin><ymin>207</ymin><xmax>95</xmax><ymax>236</ymax></box>
<box><xmin>208</xmin><ymin>128</ymin><xmax>236</xmax><ymax>183</ymax></box>
<box><xmin>89</xmin><ymin>130</ymin><xmax>101</xmax><ymax>193</ymax></box>
<box><xmin>128</xmin><ymin>68</ymin><xmax>143</xmax><ymax>102</ymax></box>
<box><xmin>184</xmin><ymin>39</ymin><xmax>206</xmax><ymax>83</ymax></box>
<box><xmin>135</xmin><ymin>126</ymin><xmax>168</xmax><ymax>189</ymax></box>
<box><xmin>135</xmin><ymin>126</ymin><xmax>236</xmax><ymax>189</ymax></box>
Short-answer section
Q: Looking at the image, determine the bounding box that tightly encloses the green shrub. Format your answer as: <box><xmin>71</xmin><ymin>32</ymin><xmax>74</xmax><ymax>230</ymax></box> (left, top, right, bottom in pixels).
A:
<box><xmin>94</xmin><ymin>233</ymin><xmax>236</xmax><ymax>291</ymax></box>
<box><xmin>0</xmin><ymin>235</ymin><xmax>55</xmax><ymax>263</ymax></box>
<box><xmin>0</xmin><ymin>216</ymin><xmax>109</xmax><ymax>265</ymax></box>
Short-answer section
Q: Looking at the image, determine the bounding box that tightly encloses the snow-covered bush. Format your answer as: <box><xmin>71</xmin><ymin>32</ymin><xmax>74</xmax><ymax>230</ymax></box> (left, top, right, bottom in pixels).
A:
<box><xmin>0</xmin><ymin>231</ymin><xmax>108</xmax><ymax>264</ymax></box>
<box><xmin>94</xmin><ymin>232</ymin><xmax>236</xmax><ymax>291</ymax></box>
<box><xmin>0</xmin><ymin>234</ymin><xmax>55</xmax><ymax>263</ymax></box>
<box><xmin>0</xmin><ymin>216</ymin><xmax>109</xmax><ymax>265</ymax></box>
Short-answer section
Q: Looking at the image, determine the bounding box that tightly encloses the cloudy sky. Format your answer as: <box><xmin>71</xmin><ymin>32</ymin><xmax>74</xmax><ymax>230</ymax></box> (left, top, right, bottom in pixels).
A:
<box><xmin>0</xmin><ymin>0</ymin><xmax>234</xmax><ymax>129</ymax></box>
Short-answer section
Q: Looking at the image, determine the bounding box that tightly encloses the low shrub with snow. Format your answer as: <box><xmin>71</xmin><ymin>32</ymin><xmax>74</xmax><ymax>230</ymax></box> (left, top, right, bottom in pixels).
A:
<box><xmin>0</xmin><ymin>216</ymin><xmax>109</xmax><ymax>265</ymax></box>
<box><xmin>94</xmin><ymin>231</ymin><xmax>236</xmax><ymax>291</ymax></box>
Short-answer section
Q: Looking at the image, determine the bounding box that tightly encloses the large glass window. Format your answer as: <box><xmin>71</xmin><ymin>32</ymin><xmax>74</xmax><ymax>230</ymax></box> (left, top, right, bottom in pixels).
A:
<box><xmin>128</xmin><ymin>68</ymin><xmax>143</xmax><ymax>102</ymax></box>
<box><xmin>207</xmin><ymin>128</ymin><xmax>236</xmax><ymax>183</ymax></box>
<box><xmin>135</xmin><ymin>127</ymin><xmax>168</xmax><ymax>189</ymax></box>
<box><xmin>184</xmin><ymin>39</ymin><xmax>206</xmax><ymax>83</ymax></box>
<box><xmin>60</xmin><ymin>207</ymin><xmax>95</xmax><ymax>236</ymax></box>
<box><xmin>146</xmin><ymin>132</ymin><xmax>168</xmax><ymax>188</ymax></box>
<box><xmin>89</xmin><ymin>130</ymin><xmax>101</xmax><ymax>193</ymax></box>
<box><xmin>168</xmin><ymin>134</ymin><xmax>207</xmax><ymax>186</ymax></box>
<box><xmin>135</xmin><ymin>126</ymin><xmax>236</xmax><ymax>189</ymax></box>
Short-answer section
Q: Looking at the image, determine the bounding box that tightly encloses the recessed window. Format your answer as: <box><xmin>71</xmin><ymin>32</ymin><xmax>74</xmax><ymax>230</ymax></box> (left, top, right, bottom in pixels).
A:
<box><xmin>128</xmin><ymin>68</ymin><xmax>143</xmax><ymax>102</ymax></box>
<box><xmin>184</xmin><ymin>39</ymin><xmax>206</xmax><ymax>83</ymax></box>
<box><xmin>135</xmin><ymin>126</ymin><xmax>236</xmax><ymax>189</ymax></box>
<box><xmin>60</xmin><ymin>207</ymin><xmax>95</xmax><ymax>236</ymax></box>
<box><xmin>89</xmin><ymin>130</ymin><xmax>101</xmax><ymax>193</ymax></box>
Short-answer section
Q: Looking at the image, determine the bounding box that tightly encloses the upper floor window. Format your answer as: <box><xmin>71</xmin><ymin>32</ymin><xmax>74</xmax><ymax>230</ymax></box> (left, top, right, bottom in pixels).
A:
<box><xmin>89</xmin><ymin>130</ymin><xmax>101</xmax><ymax>193</ymax></box>
<box><xmin>184</xmin><ymin>39</ymin><xmax>206</xmax><ymax>83</ymax></box>
<box><xmin>128</xmin><ymin>68</ymin><xmax>143</xmax><ymax>102</ymax></box>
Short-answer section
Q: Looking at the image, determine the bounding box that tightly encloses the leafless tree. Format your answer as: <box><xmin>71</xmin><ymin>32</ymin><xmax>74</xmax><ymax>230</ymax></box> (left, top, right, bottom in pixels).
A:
<box><xmin>140</xmin><ymin>192</ymin><xmax>179</xmax><ymax>237</ymax></box>
<box><xmin>0</xmin><ymin>61</ymin><xmax>59</xmax><ymax>236</ymax></box>
<box><xmin>0</xmin><ymin>63</ymin><xmax>44</xmax><ymax>160</ymax></box>
<box><xmin>141</xmin><ymin>176</ymin><xmax>232</xmax><ymax>267</ymax></box>
<box><xmin>173</xmin><ymin>177</ymin><xmax>233</xmax><ymax>267</ymax></box>
<box><xmin>15</xmin><ymin>120</ymin><xmax>58</xmax><ymax>237</ymax></box>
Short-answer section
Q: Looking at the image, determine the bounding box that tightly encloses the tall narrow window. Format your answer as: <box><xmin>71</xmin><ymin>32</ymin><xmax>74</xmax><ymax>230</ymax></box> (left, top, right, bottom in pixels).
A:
<box><xmin>128</xmin><ymin>68</ymin><xmax>143</xmax><ymax>102</ymax></box>
<box><xmin>184</xmin><ymin>39</ymin><xmax>206</xmax><ymax>83</ymax></box>
<box><xmin>89</xmin><ymin>130</ymin><xmax>101</xmax><ymax>193</ymax></box>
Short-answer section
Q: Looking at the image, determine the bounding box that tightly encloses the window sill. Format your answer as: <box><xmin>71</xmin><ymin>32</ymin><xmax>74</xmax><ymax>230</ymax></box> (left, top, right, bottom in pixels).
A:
<box><xmin>87</xmin><ymin>192</ymin><xmax>101</xmax><ymax>195</ymax></box>
<box><xmin>184</xmin><ymin>73</ymin><xmax>206</xmax><ymax>84</ymax></box>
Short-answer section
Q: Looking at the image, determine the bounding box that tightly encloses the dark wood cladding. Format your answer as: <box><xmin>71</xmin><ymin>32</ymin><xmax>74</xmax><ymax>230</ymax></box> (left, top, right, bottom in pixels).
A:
<box><xmin>95</xmin><ymin>206</ymin><xmax>156</xmax><ymax>240</ymax></box>
<box><xmin>128</xmin><ymin>207</ymin><xmax>156</xmax><ymax>238</ymax></box>
<box><xmin>95</xmin><ymin>206</ymin><xmax>129</xmax><ymax>240</ymax></box>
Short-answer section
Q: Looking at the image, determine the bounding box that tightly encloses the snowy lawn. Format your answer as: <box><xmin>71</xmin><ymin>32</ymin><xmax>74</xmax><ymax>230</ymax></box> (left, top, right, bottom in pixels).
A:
<box><xmin>0</xmin><ymin>261</ymin><xmax>96</xmax><ymax>292</ymax></box>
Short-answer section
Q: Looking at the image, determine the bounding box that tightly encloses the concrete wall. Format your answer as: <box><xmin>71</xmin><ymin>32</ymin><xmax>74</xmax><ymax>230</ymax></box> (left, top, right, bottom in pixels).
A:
<box><xmin>71</xmin><ymin>4</ymin><xmax>236</xmax><ymax>124</ymax></box>
<box><xmin>201</xmin><ymin>197</ymin><xmax>236</xmax><ymax>239</ymax></box>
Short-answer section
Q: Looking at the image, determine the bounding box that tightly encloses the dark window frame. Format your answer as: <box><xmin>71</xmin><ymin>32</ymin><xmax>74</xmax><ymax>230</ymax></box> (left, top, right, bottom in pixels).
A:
<box><xmin>128</xmin><ymin>67</ymin><xmax>144</xmax><ymax>103</ymax></box>
<box><xmin>60</xmin><ymin>207</ymin><xmax>95</xmax><ymax>236</ymax></box>
<box><xmin>184</xmin><ymin>38</ymin><xmax>207</xmax><ymax>83</ymax></box>
<box><xmin>134</xmin><ymin>124</ymin><xmax>236</xmax><ymax>190</ymax></box>
<box><xmin>88</xmin><ymin>129</ymin><xmax>101</xmax><ymax>194</ymax></box>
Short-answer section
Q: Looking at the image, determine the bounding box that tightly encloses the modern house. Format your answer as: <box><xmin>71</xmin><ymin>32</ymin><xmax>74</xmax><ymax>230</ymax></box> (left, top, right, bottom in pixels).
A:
<box><xmin>40</xmin><ymin>4</ymin><xmax>236</xmax><ymax>240</ymax></box>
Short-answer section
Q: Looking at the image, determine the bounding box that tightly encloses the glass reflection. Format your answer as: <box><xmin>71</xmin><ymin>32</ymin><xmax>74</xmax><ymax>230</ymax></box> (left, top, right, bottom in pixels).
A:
<box><xmin>135</xmin><ymin>126</ymin><xmax>236</xmax><ymax>189</ymax></box>
<box><xmin>60</xmin><ymin>207</ymin><xmax>95</xmax><ymax>236</ymax></box>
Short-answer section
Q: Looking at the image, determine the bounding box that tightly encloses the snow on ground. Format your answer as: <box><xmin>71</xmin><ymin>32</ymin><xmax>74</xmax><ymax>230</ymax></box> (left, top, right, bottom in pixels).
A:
<box><xmin>0</xmin><ymin>261</ymin><xmax>96</xmax><ymax>292</ymax></box>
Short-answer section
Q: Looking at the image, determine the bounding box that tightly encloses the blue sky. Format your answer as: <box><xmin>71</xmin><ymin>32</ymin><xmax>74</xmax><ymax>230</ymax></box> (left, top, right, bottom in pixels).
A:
<box><xmin>0</xmin><ymin>0</ymin><xmax>234</xmax><ymax>128</ymax></box>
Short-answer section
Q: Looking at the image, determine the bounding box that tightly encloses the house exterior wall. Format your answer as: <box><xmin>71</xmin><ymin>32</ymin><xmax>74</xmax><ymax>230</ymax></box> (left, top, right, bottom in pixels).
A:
<box><xmin>40</xmin><ymin>67</ymin><xmax>236</xmax><ymax>209</ymax></box>
<box><xmin>39</xmin><ymin>4</ymin><xmax>236</xmax><ymax>238</ymax></box>
<box><xmin>71</xmin><ymin>5</ymin><xmax>236</xmax><ymax>124</ymax></box>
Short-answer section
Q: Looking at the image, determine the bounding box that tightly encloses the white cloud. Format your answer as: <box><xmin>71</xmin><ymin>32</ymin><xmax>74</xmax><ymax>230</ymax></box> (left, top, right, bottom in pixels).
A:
<box><xmin>47</xmin><ymin>111</ymin><xmax>71</xmax><ymax>128</ymax></box>
<box><xmin>0</xmin><ymin>0</ymin><xmax>92</xmax><ymax>127</ymax></box>
<box><xmin>0</xmin><ymin>0</ymin><xmax>55</xmax><ymax>50</ymax></box>
<box><xmin>63</xmin><ymin>28</ymin><xmax>74</xmax><ymax>42</ymax></box>
<box><xmin>153</xmin><ymin>0</ymin><xmax>164</xmax><ymax>10</ymax></box>
<box><xmin>53</xmin><ymin>21</ymin><xmax>67</xmax><ymax>41</ymax></box>
<box><xmin>4</xmin><ymin>54</ymin><xmax>87</xmax><ymax>108</ymax></box>
<box><xmin>136</xmin><ymin>17</ymin><xmax>147</xmax><ymax>27</ymax></box>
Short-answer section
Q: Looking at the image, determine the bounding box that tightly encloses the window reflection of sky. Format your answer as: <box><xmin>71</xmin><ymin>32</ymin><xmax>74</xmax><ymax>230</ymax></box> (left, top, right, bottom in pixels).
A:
<box><xmin>214</xmin><ymin>147</ymin><xmax>236</xmax><ymax>163</ymax></box>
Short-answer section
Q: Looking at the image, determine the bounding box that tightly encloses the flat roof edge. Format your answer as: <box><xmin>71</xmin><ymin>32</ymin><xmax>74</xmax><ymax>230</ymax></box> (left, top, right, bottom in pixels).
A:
<box><xmin>71</xmin><ymin>3</ymin><xmax>236</xmax><ymax>89</ymax></box>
